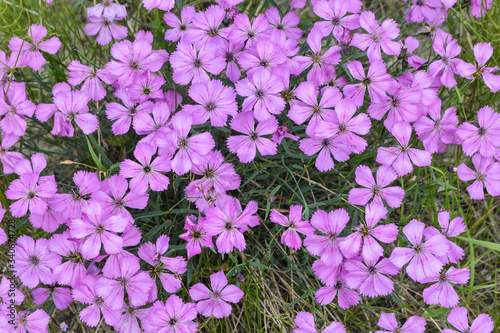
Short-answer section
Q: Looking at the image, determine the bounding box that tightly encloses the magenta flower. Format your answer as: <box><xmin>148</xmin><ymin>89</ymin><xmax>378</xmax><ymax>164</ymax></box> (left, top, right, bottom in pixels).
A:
<box><xmin>389</xmin><ymin>219</ymin><xmax>449</xmax><ymax>283</ymax></box>
<box><xmin>293</xmin><ymin>312</ymin><xmax>346</xmax><ymax>333</ymax></box>
<box><xmin>470</xmin><ymin>0</ymin><xmax>493</xmax><ymax>18</ymax></box>
<box><xmin>227</xmin><ymin>112</ymin><xmax>278</xmax><ymax>163</ymax></box>
<box><xmin>265</xmin><ymin>8</ymin><xmax>302</xmax><ymax>41</ymax></box>
<box><xmin>0</xmin><ymin>135</ymin><xmax>24</xmax><ymax>174</ymax></box>
<box><xmin>414</xmin><ymin>102</ymin><xmax>459</xmax><ymax>154</ymax></box>
<box><xmin>376</xmin><ymin>122</ymin><xmax>432</xmax><ymax>176</ymax></box>
<box><xmin>143</xmin><ymin>295</ymin><xmax>198</xmax><ymax>333</ymax></box>
<box><xmin>97</xmin><ymin>255</ymin><xmax>155</xmax><ymax>310</ymax></box>
<box><xmin>315</xmin><ymin>276</ymin><xmax>360</xmax><ymax>309</ymax></box>
<box><xmin>189</xmin><ymin>271</ymin><xmax>244</xmax><ymax>318</ymax></box>
<box><xmin>270</xmin><ymin>205</ymin><xmax>315</xmax><ymax>250</ymax></box>
<box><xmin>100</xmin><ymin>174</ymin><xmax>149</xmax><ymax>221</ymax></box>
<box><xmin>0</xmin><ymin>82</ymin><xmax>35</xmax><ymax>136</ymax></box>
<box><xmin>0</xmin><ymin>275</ymin><xmax>24</xmax><ymax>311</ymax></box>
<box><xmin>457</xmin><ymin>154</ymin><xmax>500</xmax><ymax>200</ymax></box>
<box><xmin>343</xmin><ymin>60</ymin><xmax>394</xmax><ymax>106</ymax></box>
<box><xmin>120</xmin><ymin>143</ymin><xmax>171</xmax><ymax>193</ymax></box>
<box><xmin>272</xmin><ymin>125</ymin><xmax>299</xmax><ymax>144</ymax></box>
<box><xmin>52</xmin><ymin>88</ymin><xmax>98</xmax><ymax>136</ymax></box>
<box><xmin>84</xmin><ymin>15</ymin><xmax>128</xmax><ymax>46</ymax></box>
<box><xmin>350</xmin><ymin>11</ymin><xmax>401</xmax><ymax>60</ymax></box>
<box><xmin>14</xmin><ymin>235</ymin><xmax>60</xmax><ymax>288</ymax></box>
<box><xmin>404</xmin><ymin>0</ymin><xmax>441</xmax><ymax>23</ymax></box>
<box><xmin>142</xmin><ymin>0</ymin><xmax>174</xmax><ymax>11</ymax></box>
<box><xmin>13</xmin><ymin>309</ymin><xmax>50</xmax><ymax>333</ymax></box>
<box><xmin>49</xmin><ymin>232</ymin><xmax>87</xmax><ymax>287</ymax></box>
<box><xmin>184</xmin><ymin>5</ymin><xmax>227</xmax><ymax>49</ymax></box>
<box><xmin>312</xmin><ymin>258</ymin><xmax>345</xmax><ymax>287</ymax></box>
<box><xmin>32</xmin><ymin>285</ymin><xmax>72</xmax><ymax>310</ymax></box>
<box><xmin>344</xmin><ymin>256</ymin><xmax>399</xmax><ymax>297</ymax></box>
<box><xmin>16</xmin><ymin>152</ymin><xmax>47</xmax><ymax>176</ymax></box>
<box><xmin>68</xmin><ymin>203</ymin><xmax>129</xmax><ymax>259</ymax></box>
<box><xmin>128</xmin><ymin>71</ymin><xmax>166</xmax><ymax>103</ymax></box>
<box><xmin>423</xmin><ymin>211</ymin><xmax>466</xmax><ymax>264</ymax></box>
<box><xmin>219</xmin><ymin>41</ymin><xmax>244</xmax><ymax>82</ymax></box>
<box><xmin>375</xmin><ymin>312</ymin><xmax>426</xmax><ymax>333</ymax></box>
<box><xmin>72</xmin><ymin>276</ymin><xmax>122</xmax><ymax>327</ymax></box>
<box><xmin>227</xmin><ymin>13</ymin><xmax>270</xmax><ymax>46</ymax></box>
<box><xmin>299</xmin><ymin>135</ymin><xmax>351</xmax><ymax>172</ymax></box>
<box><xmin>28</xmin><ymin>198</ymin><xmax>65</xmax><ymax>233</ymax></box>
<box><xmin>457</xmin><ymin>43</ymin><xmax>500</xmax><ymax>92</ymax></box>
<box><xmin>183</xmin><ymin>79</ymin><xmax>237</xmax><ymax>127</ymax></box>
<box><xmin>348</xmin><ymin>165</ymin><xmax>405</xmax><ymax>208</ymax></box>
<box><xmin>169</xmin><ymin>41</ymin><xmax>225</xmax><ymax>85</ymax></box>
<box><xmin>235</xmin><ymin>68</ymin><xmax>285</xmax><ymax>121</ymax></box>
<box><xmin>304</xmin><ymin>208</ymin><xmax>349</xmax><ymax>267</ymax></box>
<box><xmin>133</xmin><ymin>101</ymin><xmax>173</xmax><ymax>145</ymax></box>
<box><xmin>288</xmin><ymin>82</ymin><xmax>341</xmax><ymax>137</ymax></box>
<box><xmin>8</xmin><ymin>24</ymin><xmax>61</xmax><ymax>71</ymax></box>
<box><xmin>339</xmin><ymin>203</ymin><xmax>398</xmax><ymax>261</ymax></box>
<box><xmin>313</xmin><ymin>0</ymin><xmax>360</xmax><ymax>41</ymax></box>
<box><xmin>179</xmin><ymin>215</ymin><xmax>214</xmax><ymax>259</ymax></box>
<box><xmin>6</xmin><ymin>173</ymin><xmax>57</xmax><ymax>217</ymax></box>
<box><xmin>403</xmin><ymin>37</ymin><xmax>427</xmax><ymax>69</ymax></box>
<box><xmin>67</xmin><ymin>60</ymin><xmax>113</xmax><ymax>101</ymax></box>
<box><xmin>105</xmin><ymin>89</ymin><xmax>152</xmax><ymax>135</ymax></box>
<box><xmin>422</xmin><ymin>267</ymin><xmax>470</xmax><ymax>308</ymax></box>
<box><xmin>164</xmin><ymin>6</ymin><xmax>196</xmax><ymax>42</ymax></box>
<box><xmin>87</xmin><ymin>0</ymin><xmax>127</xmax><ymax>20</ymax></box>
<box><xmin>443</xmin><ymin>307</ymin><xmax>493</xmax><ymax>333</ymax></box>
<box><xmin>456</xmin><ymin>106</ymin><xmax>500</xmax><ymax>157</ymax></box>
<box><xmin>428</xmin><ymin>34</ymin><xmax>463</xmax><ymax>88</ymax></box>
<box><xmin>205</xmin><ymin>198</ymin><xmax>259</xmax><ymax>253</ymax></box>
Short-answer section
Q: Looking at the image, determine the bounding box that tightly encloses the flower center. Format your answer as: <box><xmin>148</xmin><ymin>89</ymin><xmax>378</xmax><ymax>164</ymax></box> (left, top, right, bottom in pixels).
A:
<box><xmin>193</xmin><ymin>231</ymin><xmax>201</xmax><ymax>239</ymax></box>
<box><xmin>206</xmin><ymin>103</ymin><xmax>216</xmax><ymax>111</ymax></box>
<box><xmin>27</xmin><ymin>191</ymin><xmax>36</xmax><ymax>199</ymax></box>
<box><xmin>144</xmin><ymin>166</ymin><xmax>151</xmax><ymax>173</ymax></box>
<box><xmin>193</xmin><ymin>59</ymin><xmax>202</xmax><ymax>67</ymax></box>
<box><xmin>29</xmin><ymin>256</ymin><xmax>39</xmax><ymax>265</ymax></box>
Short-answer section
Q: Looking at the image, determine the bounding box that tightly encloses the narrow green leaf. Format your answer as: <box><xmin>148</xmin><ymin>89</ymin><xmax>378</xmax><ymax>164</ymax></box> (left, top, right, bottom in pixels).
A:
<box><xmin>456</xmin><ymin>236</ymin><xmax>500</xmax><ymax>252</ymax></box>
<box><xmin>85</xmin><ymin>136</ymin><xmax>107</xmax><ymax>172</ymax></box>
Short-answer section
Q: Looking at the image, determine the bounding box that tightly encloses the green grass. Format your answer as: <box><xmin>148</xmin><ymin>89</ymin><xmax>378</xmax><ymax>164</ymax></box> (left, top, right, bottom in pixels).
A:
<box><xmin>0</xmin><ymin>0</ymin><xmax>500</xmax><ymax>332</ymax></box>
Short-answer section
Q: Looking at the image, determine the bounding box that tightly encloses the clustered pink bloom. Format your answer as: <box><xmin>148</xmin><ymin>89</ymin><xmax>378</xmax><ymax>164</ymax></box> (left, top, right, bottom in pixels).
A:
<box><xmin>270</xmin><ymin>205</ymin><xmax>315</xmax><ymax>250</ymax></box>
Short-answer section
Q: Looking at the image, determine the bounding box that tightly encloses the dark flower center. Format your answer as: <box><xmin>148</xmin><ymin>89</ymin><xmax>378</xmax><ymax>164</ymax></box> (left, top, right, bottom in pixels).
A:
<box><xmin>250</xmin><ymin>132</ymin><xmax>258</xmax><ymax>140</ymax></box>
<box><xmin>143</xmin><ymin>88</ymin><xmax>151</xmax><ymax>95</ymax></box>
<box><xmin>362</xmin><ymin>77</ymin><xmax>371</xmax><ymax>85</ymax></box>
<box><xmin>30</xmin><ymin>256</ymin><xmax>39</xmax><ymax>265</ymax></box>
<box><xmin>193</xmin><ymin>231</ymin><xmax>201</xmax><ymax>239</ymax></box>
<box><xmin>170</xmin><ymin>318</ymin><xmax>178</xmax><ymax>325</ymax></box>
<box><xmin>322</xmin><ymin>139</ymin><xmax>330</xmax><ymax>147</ymax></box>
<box><xmin>478</xmin><ymin>127</ymin><xmax>486</xmax><ymax>136</ymax></box>
<box><xmin>207</xmin><ymin>103</ymin><xmax>216</xmax><ymax>111</ymax></box>
<box><xmin>193</xmin><ymin>59</ymin><xmax>202</xmax><ymax>67</ymax></box>
<box><xmin>180</xmin><ymin>25</ymin><xmax>187</xmax><ymax>31</ymax></box>
<box><xmin>260</xmin><ymin>61</ymin><xmax>268</xmax><ymax>67</ymax></box>
<box><xmin>144</xmin><ymin>166</ymin><xmax>151</xmax><ymax>173</ymax></box>
<box><xmin>70</xmin><ymin>253</ymin><xmax>85</xmax><ymax>263</ymax></box>
<box><xmin>208</xmin><ymin>29</ymin><xmax>218</xmax><ymax>37</ymax></box>
<box><xmin>368</xmin><ymin>266</ymin><xmax>377</xmax><ymax>274</ymax></box>
<box><xmin>225</xmin><ymin>222</ymin><xmax>232</xmax><ymax>230</ymax></box>
<box><xmin>256</xmin><ymin>90</ymin><xmax>264</xmax><ymax>98</ymax></box>
<box><xmin>332</xmin><ymin>18</ymin><xmax>340</xmax><ymax>25</ymax></box>
<box><xmin>27</xmin><ymin>191</ymin><xmax>36</xmax><ymax>199</ymax></box>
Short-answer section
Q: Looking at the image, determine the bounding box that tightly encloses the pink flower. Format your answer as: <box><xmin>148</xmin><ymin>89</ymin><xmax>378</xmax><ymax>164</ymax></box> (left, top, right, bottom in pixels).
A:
<box><xmin>227</xmin><ymin>13</ymin><xmax>270</xmax><ymax>47</ymax></box>
<box><xmin>404</xmin><ymin>0</ymin><xmax>441</xmax><ymax>23</ymax></box>
<box><xmin>68</xmin><ymin>202</ymin><xmax>129</xmax><ymax>259</ymax></box>
<box><xmin>164</xmin><ymin>6</ymin><xmax>196</xmax><ymax>42</ymax></box>
<box><xmin>87</xmin><ymin>0</ymin><xmax>127</xmax><ymax>20</ymax></box>
<box><xmin>120</xmin><ymin>143</ymin><xmax>171</xmax><ymax>193</ymax></box>
<box><xmin>184</xmin><ymin>5</ymin><xmax>227</xmax><ymax>49</ymax></box>
<box><xmin>133</xmin><ymin>101</ymin><xmax>173</xmax><ymax>145</ymax></box>
<box><xmin>350</xmin><ymin>11</ymin><xmax>401</xmax><ymax>60</ymax></box>
<box><xmin>315</xmin><ymin>276</ymin><xmax>361</xmax><ymax>309</ymax></box>
<box><xmin>272</xmin><ymin>125</ymin><xmax>299</xmax><ymax>144</ymax></box>
<box><xmin>183</xmin><ymin>79</ymin><xmax>237</xmax><ymax>127</ymax></box>
<box><xmin>189</xmin><ymin>271</ymin><xmax>244</xmax><ymax>318</ymax></box>
<box><xmin>304</xmin><ymin>208</ymin><xmax>349</xmax><ymax>267</ymax></box>
<box><xmin>343</xmin><ymin>60</ymin><xmax>394</xmax><ymax>106</ymax></box>
<box><xmin>227</xmin><ymin>112</ymin><xmax>278</xmax><ymax>163</ymax></box>
<box><xmin>456</xmin><ymin>106</ymin><xmax>500</xmax><ymax>157</ymax></box>
<box><xmin>265</xmin><ymin>8</ymin><xmax>302</xmax><ymax>41</ymax></box>
<box><xmin>205</xmin><ymin>198</ymin><xmax>259</xmax><ymax>253</ymax></box>
<box><xmin>422</xmin><ymin>267</ymin><xmax>470</xmax><ymax>308</ymax></box>
<box><xmin>376</xmin><ymin>122</ymin><xmax>432</xmax><ymax>177</ymax></box>
<box><xmin>105</xmin><ymin>89</ymin><xmax>153</xmax><ymax>135</ymax></box>
<box><xmin>428</xmin><ymin>34</ymin><xmax>463</xmax><ymax>88</ymax></box>
<box><xmin>344</xmin><ymin>256</ymin><xmax>399</xmax><ymax>297</ymax></box>
<box><xmin>299</xmin><ymin>135</ymin><xmax>351</xmax><ymax>172</ymax></box>
<box><xmin>414</xmin><ymin>101</ymin><xmax>459</xmax><ymax>153</ymax></box>
<box><xmin>312</xmin><ymin>0</ymin><xmax>360</xmax><ymax>41</ymax></box>
<box><xmin>128</xmin><ymin>71</ymin><xmax>166</xmax><ymax>103</ymax></box>
<box><xmin>28</xmin><ymin>198</ymin><xmax>65</xmax><ymax>233</ymax></box>
<box><xmin>270</xmin><ymin>205</ymin><xmax>315</xmax><ymax>250</ymax></box>
<box><xmin>14</xmin><ymin>235</ymin><xmax>60</xmax><ymax>288</ymax></box>
<box><xmin>72</xmin><ymin>276</ymin><xmax>122</xmax><ymax>327</ymax></box>
<box><xmin>235</xmin><ymin>68</ymin><xmax>285</xmax><ymax>121</ymax></box>
<box><xmin>339</xmin><ymin>203</ymin><xmax>398</xmax><ymax>262</ymax></box>
<box><xmin>84</xmin><ymin>15</ymin><xmax>128</xmax><ymax>46</ymax></box>
<box><xmin>375</xmin><ymin>312</ymin><xmax>426</xmax><ymax>333</ymax></box>
<box><xmin>403</xmin><ymin>37</ymin><xmax>427</xmax><ymax>69</ymax></box>
<box><xmin>169</xmin><ymin>41</ymin><xmax>225</xmax><ymax>85</ymax></box>
<box><xmin>293</xmin><ymin>312</ymin><xmax>346</xmax><ymax>333</ymax></box>
<box><xmin>52</xmin><ymin>88</ymin><xmax>98</xmax><ymax>136</ymax></box>
<box><xmin>457</xmin><ymin>43</ymin><xmax>500</xmax><ymax>92</ymax></box>
<box><xmin>470</xmin><ymin>0</ymin><xmax>493</xmax><ymax>18</ymax></box>
<box><xmin>0</xmin><ymin>135</ymin><xmax>24</xmax><ymax>174</ymax></box>
<box><xmin>6</xmin><ymin>173</ymin><xmax>57</xmax><ymax>217</ymax></box>
<box><xmin>16</xmin><ymin>152</ymin><xmax>47</xmax><ymax>176</ymax></box>
<box><xmin>219</xmin><ymin>41</ymin><xmax>244</xmax><ymax>82</ymax></box>
<box><xmin>8</xmin><ymin>24</ymin><xmax>61</xmax><ymax>71</ymax></box>
<box><xmin>389</xmin><ymin>219</ymin><xmax>449</xmax><ymax>283</ymax></box>
<box><xmin>0</xmin><ymin>276</ymin><xmax>24</xmax><ymax>311</ymax></box>
<box><xmin>457</xmin><ymin>154</ymin><xmax>500</xmax><ymax>200</ymax></box>
<box><xmin>49</xmin><ymin>232</ymin><xmax>87</xmax><ymax>287</ymax></box>
<box><xmin>143</xmin><ymin>295</ymin><xmax>198</xmax><ymax>333</ymax></box>
<box><xmin>348</xmin><ymin>165</ymin><xmax>405</xmax><ymax>208</ymax></box>
<box><xmin>443</xmin><ymin>307</ymin><xmax>493</xmax><ymax>333</ymax></box>
<box><xmin>67</xmin><ymin>60</ymin><xmax>113</xmax><ymax>101</ymax></box>
<box><xmin>423</xmin><ymin>211</ymin><xmax>466</xmax><ymax>264</ymax></box>
<box><xmin>179</xmin><ymin>216</ymin><xmax>214</xmax><ymax>259</ymax></box>
<box><xmin>142</xmin><ymin>0</ymin><xmax>174</xmax><ymax>11</ymax></box>
<box><xmin>237</xmin><ymin>38</ymin><xmax>287</xmax><ymax>75</ymax></box>
<box><xmin>0</xmin><ymin>82</ymin><xmax>35</xmax><ymax>136</ymax></box>
<box><xmin>32</xmin><ymin>285</ymin><xmax>72</xmax><ymax>310</ymax></box>
<box><xmin>13</xmin><ymin>309</ymin><xmax>50</xmax><ymax>333</ymax></box>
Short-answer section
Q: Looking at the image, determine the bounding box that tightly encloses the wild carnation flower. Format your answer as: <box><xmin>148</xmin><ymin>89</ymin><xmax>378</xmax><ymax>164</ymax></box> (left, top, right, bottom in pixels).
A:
<box><xmin>422</xmin><ymin>267</ymin><xmax>470</xmax><ymax>308</ymax></box>
<box><xmin>304</xmin><ymin>208</ymin><xmax>349</xmax><ymax>267</ymax></box>
<box><xmin>67</xmin><ymin>60</ymin><xmax>113</xmax><ymax>101</ymax></box>
<box><xmin>49</xmin><ymin>232</ymin><xmax>88</xmax><ymax>287</ymax></box>
<box><xmin>315</xmin><ymin>275</ymin><xmax>361</xmax><ymax>309</ymax></box>
<box><xmin>299</xmin><ymin>135</ymin><xmax>351</xmax><ymax>172</ymax></box>
<box><xmin>350</xmin><ymin>11</ymin><xmax>401</xmax><ymax>61</ymax></box>
<box><xmin>389</xmin><ymin>219</ymin><xmax>449</xmax><ymax>283</ymax></box>
<box><xmin>84</xmin><ymin>15</ymin><xmax>128</xmax><ymax>46</ymax></box>
<box><xmin>0</xmin><ymin>82</ymin><xmax>36</xmax><ymax>137</ymax></box>
<box><xmin>189</xmin><ymin>271</ymin><xmax>244</xmax><ymax>318</ymax></box>
<box><xmin>6</xmin><ymin>173</ymin><xmax>57</xmax><ymax>217</ymax></box>
<box><xmin>14</xmin><ymin>235</ymin><xmax>60</xmax><ymax>288</ymax></box>
<box><xmin>272</xmin><ymin>125</ymin><xmax>299</xmax><ymax>144</ymax></box>
<box><xmin>456</xmin><ymin>106</ymin><xmax>500</xmax><ymax>157</ymax></box>
<box><xmin>376</xmin><ymin>122</ymin><xmax>432</xmax><ymax>177</ymax></box>
<box><xmin>183</xmin><ymin>79</ymin><xmax>238</xmax><ymax>127</ymax></box>
<box><xmin>348</xmin><ymin>165</ymin><xmax>405</xmax><ymax>208</ymax></box>
<box><xmin>105</xmin><ymin>89</ymin><xmax>153</xmax><ymax>135</ymax></box>
<box><xmin>28</xmin><ymin>198</ymin><xmax>65</xmax><ymax>233</ymax></box>
<box><xmin>164</xmin><ymin>6</ymin><xmax>196</xmax><ymax>42</ymax></box>
<box><xmin>13</xmin><ymin>309</ymin><xmax>50</xmax><ymax>333</ymax></box>
<box><xmin>32</xmin><ymin>284</ymin><xmax>72</xmax><ymax>310</ymax></box>
<box><xmin>143</xmin><ymin>295</ymin><xmax>198</xmax><ymax>333</ymax></box>
<box><xmin>226</xmin><ymin>112</ymin><xmax>278</xmax><ymax>163</ymax></box>
<box><xmin>185</xmin><ymin>5</ymin><xmax>227</xmax><ymax>49</ymax></box>
<box><xmin>344</xmin><ymin>256</ymin><xmax>399</xmax><ymax>297</ymax></box>
<box><xmin>87</xmin><ymin>0</ymin><xmax>127</xmax><ymax>20</ymax></box>
<box><xmin>457</xmin><ymin>43</ymin><xmax>500</xmax><ymax>92</ymax></box>
<box><xmin>0</xmin><ymin>275</ymin><xmax>24</xmax><ymax>311</ymax></box>
<box><xmin>456</xmin><ymin>154</ymin><xmax>500</xmax><ymax>200</ymax></box>
<box><xmin>120</xmin><ymin>142</ymin><xmax>171</xmax><ymax>194</ymax></box>
<box><xmin>179</xmin><ymin>216</ymin><xmax>214</xmax><ymax>259</ymax></box>
<box><xmin>128</xmin><ymin>71</ymin><xmax>166</xmax><ymax>103</ymax></box>
<box><xmin>219</xmin><ymin>41</ymin><xmax>244</xmax><ymax>82</ymax></box>
<box><xmin>142</xmin><ymin>0</ymin><xmax>174</xmax><ymax>11</ymax></box>
<box><xmin>227</xmin><ymin>13</ymin><xmax>270</xmax><ymax>47</ymax></box>
<box><xmin>312</xmin><ymin>0</ymin><xmax>360</xmax><ymax>41</ymax></box>
<box><xmin>423</xmin><ymin>211</ymin><xmax>466</xmax><ymax>264</ymax></box>
<box><xmin>237</xmin><ymin>38</ymin><xmax>288</xmax><ymax>75</ymax></box>
<box><xmin>404</xmin><ymin>0</ymin><xmax>441</xmax><ymax>23</ymax></box>
<box><xmin>133</xmin><ymin>101</ymin><xmax>173</xmax><ymax>145</ymax></box>
<box><xmin>470</xmin><ymin>0</ymin><xmax>493</xmax><ymax>18</ymax></box>
<box><xmin>0</xmin><ymin>135</ymin><xmax>24</xmax><ymax>174</ymax></box>
<box><xmin>428</xmin><ymin>34</ymin><xmax>463</xmax><ymax>88</ymax></box>
<box><xmin>265</xmin><ymin>8</ymin><xmax>302</xmax><ymax>41</ymax></box>
<box><xmin>339</xmin><ymin>203</ymin><xmax>398</xmax><ymax>262</ymax></box>
<box><xmin>8</xmin><ymin>24</ymin><xmax>61</xmax><ymax>71</ymax></box>
<box><xmin>169</xmin><ymin>41</ymin><xmax>225</xmax><ymax>85</ymax></box>
<box><xmin>52</xmin><ymin>88</ymin><xmax>98</xmax><ymax>136</ymax></box>
<box><xmin>293</xmin><ymin>312</ymin><xmax>346</xmax><ymax>333</ymax></box>
<box><xmin>205</xmin><ymin>198</ymin><xmax>259</xmax><ymax>253</ymax></box>
<box><xmin>443</xmin><ymin>306</ymin><xmax>493</xmax><ymax>333</ymax></box>
<box><xmin>402</xmin><ymin>37</ymin><xmax>427</xmax><ymax>69</ymax></box>
<box><xmin>343</xmin><ymin>60</ymin><xmax>394</xmax><ymax>107</ymax></box>
<box><xmin>68</xmin><ymin>202</ymin><xmax>129</xmax><ymax>259</ymax></box>
<box><xmin>375</xmin><ymin>312</ymin><xmax>426</xmax><ymax>333</ymax></box>
<box><xmin>270</xmin><ymin>205</ymin><xmax>315</xmax><ymax>250</ymax></box>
